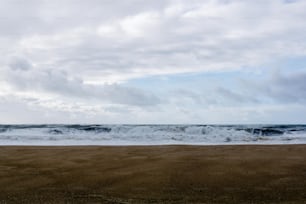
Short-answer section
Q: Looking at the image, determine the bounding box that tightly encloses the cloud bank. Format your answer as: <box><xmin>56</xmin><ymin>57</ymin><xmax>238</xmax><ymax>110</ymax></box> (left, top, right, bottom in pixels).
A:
<box><xmin>0</xmin><ymin>0</ymin><xmax>306</xmax><ymax>123</ymax></box>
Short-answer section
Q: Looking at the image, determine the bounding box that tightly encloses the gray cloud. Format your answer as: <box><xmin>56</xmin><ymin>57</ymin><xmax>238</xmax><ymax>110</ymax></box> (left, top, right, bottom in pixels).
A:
<box><xmin>168</xmin><ymin>87</ymin><xmax>258</xmax><ymax>108</ymax></box>
<box><xmin>214</xmin><ymin>87</ymin><xmax>259</xmax><ymax>105</ymax></box>
<box><xmin>1</xmin><ymin>0</ymin><xmax>306</xmax><ymax>123</ymax></box>
<box><xmin>166</xmin><ymin>69</ymin><xmax>306</xmax><ymax>108</ymax></box>
<box><xmin>244</xmin><ymin>70</ymin><xmax>306</xmax><ymax>103</ymax></box>
<box><xmin>8</xmin><ymin>57</ymin><xmax>32</xmax><ymax>71</ymax></box>
<box><xmin>1</xmin><ymin>0</ymin><xmax>306</xmax><ymax>83</ymax></box>
<box><xmin>2</xmin><ymin>62</ymin><xmax>161</xmax><ymax>107</ymax></box>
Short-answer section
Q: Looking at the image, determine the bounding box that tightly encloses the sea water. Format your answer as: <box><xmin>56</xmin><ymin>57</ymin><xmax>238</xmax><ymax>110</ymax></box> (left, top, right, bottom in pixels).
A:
<box><xmin>0</xmin><ymin>124</ymin><xmax>306</xmax><ymax>145</ymax></box>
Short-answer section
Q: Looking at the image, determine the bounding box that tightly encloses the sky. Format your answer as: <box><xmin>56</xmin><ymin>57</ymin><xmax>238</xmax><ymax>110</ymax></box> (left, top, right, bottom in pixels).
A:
<box><xmin>0</xmin><ymin>0</ymin><xmax>306</xmax><ymax>124</ymax></box>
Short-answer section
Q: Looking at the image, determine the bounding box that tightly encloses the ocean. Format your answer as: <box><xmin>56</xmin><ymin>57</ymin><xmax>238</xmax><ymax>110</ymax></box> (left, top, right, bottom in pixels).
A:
<box><xmin>0</xmin><ymin>124</ymin><xmax>306</xmax><ymax>145</ymax></box>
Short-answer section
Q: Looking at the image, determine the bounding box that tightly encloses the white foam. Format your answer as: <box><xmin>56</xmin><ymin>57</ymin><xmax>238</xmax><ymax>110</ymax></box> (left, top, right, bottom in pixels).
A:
<box><xmin>0</xmin><ymin>125</ymin><xmax>306</xmax><ymax>146</ymax></box>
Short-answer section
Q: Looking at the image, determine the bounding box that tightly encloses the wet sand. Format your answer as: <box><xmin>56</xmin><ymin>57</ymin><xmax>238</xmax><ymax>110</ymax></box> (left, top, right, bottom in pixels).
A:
<box><xmin>0</xmin><ymin>145</ymin><xmax>306</xmax><ymax>203</ymax></box>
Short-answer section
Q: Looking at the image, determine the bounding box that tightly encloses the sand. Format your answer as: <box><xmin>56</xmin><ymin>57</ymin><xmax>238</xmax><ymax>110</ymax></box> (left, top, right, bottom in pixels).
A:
<box><xmin>0</xmin><ymin>145</ymin><xmax>306</xmax><ymax>203</ymax></box>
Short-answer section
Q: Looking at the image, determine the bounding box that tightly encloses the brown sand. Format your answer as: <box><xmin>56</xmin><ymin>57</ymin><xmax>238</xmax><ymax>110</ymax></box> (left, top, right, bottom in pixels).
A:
<box><xmin>0</xmin><ymin>145</ymin><xmax>306</xmax><ymax>203</ymax></box>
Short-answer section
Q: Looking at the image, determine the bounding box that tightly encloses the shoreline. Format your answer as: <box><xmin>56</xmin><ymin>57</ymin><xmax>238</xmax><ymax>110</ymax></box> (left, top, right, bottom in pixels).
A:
<box><xmin>1</xmin><ymin>142</ymin><xmax>305</xmax><ymax>146</ymax></box>
<box><xmin>1</xmin><ymin>144</ymin><xmax>306</xmax><ymax>203</ymax></box>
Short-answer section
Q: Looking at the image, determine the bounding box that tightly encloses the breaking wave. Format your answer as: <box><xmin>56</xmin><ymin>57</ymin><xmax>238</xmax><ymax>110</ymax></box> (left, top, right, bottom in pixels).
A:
<box><xmin>0</xmin><ymin>124</ymin><xmax>306</xmax><ymax>145</ymax></box>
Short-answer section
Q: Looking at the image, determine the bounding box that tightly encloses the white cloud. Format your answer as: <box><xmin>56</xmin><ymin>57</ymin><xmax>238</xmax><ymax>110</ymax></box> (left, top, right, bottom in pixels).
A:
<box><xmin>119</xmin><ymin>12</ymin><xmax>160</xmax><ymax>38</ymax></box>
<box><xmin>1</xmin><ymin>64</ymin><xmax>161</xmax><ymax>107</ymax></box>
<box><xmin>2</xmin><ymin>0</ymin><xmax>306</xmax><ymax>82</ymax></box>
<box><xmin>0</xmin><ymin>0</ymin><xmax>306</xmax><ymax>123</ymax></box>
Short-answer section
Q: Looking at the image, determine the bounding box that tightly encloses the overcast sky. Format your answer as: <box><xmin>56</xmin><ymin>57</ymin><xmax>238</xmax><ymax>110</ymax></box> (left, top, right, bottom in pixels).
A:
<box><xmin>1</xmin><ymin>0</ymin><xmax>306</xmax><ymax>124</ymax></box>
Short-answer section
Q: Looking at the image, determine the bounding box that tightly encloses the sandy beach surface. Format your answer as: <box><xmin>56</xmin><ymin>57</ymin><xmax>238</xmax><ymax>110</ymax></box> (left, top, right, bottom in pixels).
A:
<box><xmin>0</xmin><ymin>145</ymin><xmax>306</xmax><ymax>203</ymax></box>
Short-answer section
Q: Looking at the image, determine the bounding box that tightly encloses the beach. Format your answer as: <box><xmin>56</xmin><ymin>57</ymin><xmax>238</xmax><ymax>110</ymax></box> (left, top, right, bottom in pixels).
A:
<box><xmin>0</xmin><ymin>145</ymin><xmax>306</xmax><ymax>203</ymax></box>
